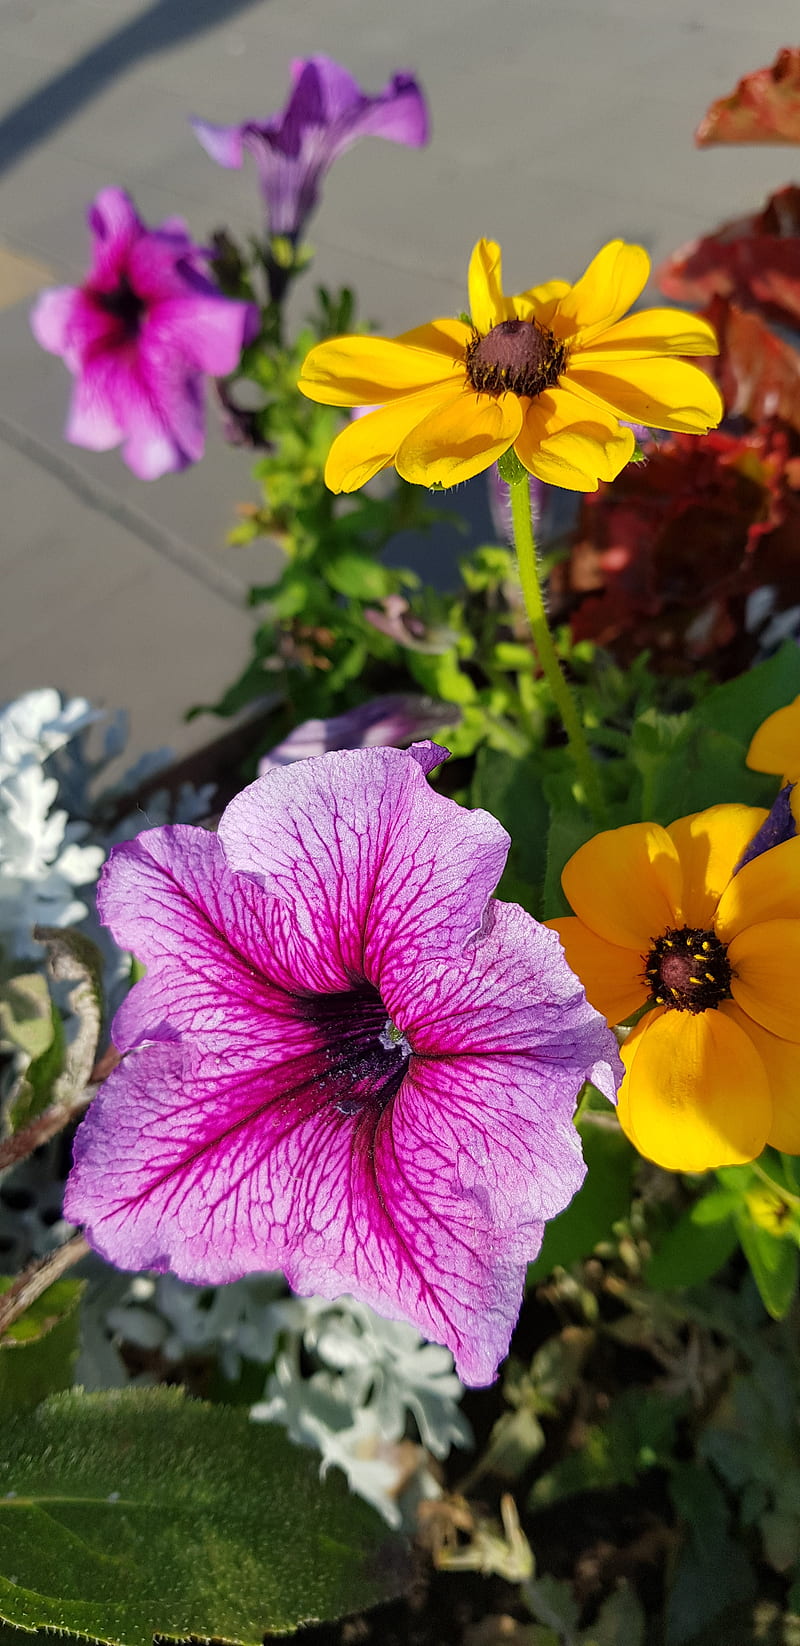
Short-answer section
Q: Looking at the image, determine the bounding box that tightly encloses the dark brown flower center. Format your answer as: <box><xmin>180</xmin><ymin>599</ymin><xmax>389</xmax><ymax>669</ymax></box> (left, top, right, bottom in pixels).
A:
<box><xmin>644</xmin><ymin>926</ymin><xmax>732</xmax><ymax>1014</ymax></box>
<box><xmin>465</xmin><ymin>319</ymin><xmax>568</xmax><ymax>398</ymax></box>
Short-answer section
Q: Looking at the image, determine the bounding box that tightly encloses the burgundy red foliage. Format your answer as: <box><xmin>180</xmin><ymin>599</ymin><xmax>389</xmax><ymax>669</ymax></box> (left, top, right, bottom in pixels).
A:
<box><xmin>551</xmin><ymin>421</ymin><xmax>800</xmax><ymax>676</ymax></box>
<box><xmin>657</xmin><ymin>187</ymin><xmax>800</xmax><ymax>333</ymax></box>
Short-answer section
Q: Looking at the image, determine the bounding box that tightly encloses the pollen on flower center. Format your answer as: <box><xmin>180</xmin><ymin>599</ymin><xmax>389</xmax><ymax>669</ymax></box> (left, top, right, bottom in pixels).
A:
<box><xmin>465</xmin><ymin>319</ymin><xmax>568</xmax><ymax>399</ymax></box>
<box><xmin>94</xmin><ymin>276</ymin><xmax>146</xmax><ymax>338</ymax></box>
<box><xmin>302</xmin><ymin>984</ymin><xmax>412</xmax><ymax>1117</ymax></box>
<box><xmin>644</xmin><ymin>926</ymin><xmax>732</xmax><ymax>1014</ymax></box>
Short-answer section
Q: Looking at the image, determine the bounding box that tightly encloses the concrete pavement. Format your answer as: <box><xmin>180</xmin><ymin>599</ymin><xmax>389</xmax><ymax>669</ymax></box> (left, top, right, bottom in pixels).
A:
<box><xmin>0</xmin><ymin>0</ymin><xmax>796</xmax><ymax>760</ymax></box>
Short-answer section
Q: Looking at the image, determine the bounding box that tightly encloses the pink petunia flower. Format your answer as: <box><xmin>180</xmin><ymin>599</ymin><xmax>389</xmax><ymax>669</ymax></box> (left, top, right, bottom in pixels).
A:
<box><xmin>64</xmin><ymin>744</ymin><xmax>620</xmax><ymax>1386</ymax></box>
<box><xmin>31</xmin><ymin>187</ymin><xmax>258</xmax><ymax>479</ymax></box>
<box><xmin>192</xmin><ymin>55</ymin><xmax>429</xmax><ymax>244</ymax></box>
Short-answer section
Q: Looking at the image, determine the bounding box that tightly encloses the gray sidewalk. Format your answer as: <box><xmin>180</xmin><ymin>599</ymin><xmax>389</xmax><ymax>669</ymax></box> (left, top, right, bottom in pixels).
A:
<box><xmin>0</xmin><ymin>0</ymin><xmax>796</xmax><ymax>761</ymax></box>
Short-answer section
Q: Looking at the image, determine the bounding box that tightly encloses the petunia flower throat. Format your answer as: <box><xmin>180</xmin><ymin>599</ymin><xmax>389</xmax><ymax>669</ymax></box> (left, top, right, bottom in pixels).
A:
<box><xmin>64</xmin><ymin>743</ymin><xmax>621</xmax><ymax>1387</ymax></box>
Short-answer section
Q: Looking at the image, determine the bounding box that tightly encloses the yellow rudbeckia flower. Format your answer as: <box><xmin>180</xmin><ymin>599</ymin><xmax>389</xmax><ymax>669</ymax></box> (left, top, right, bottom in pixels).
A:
<box><xmin>298</xmin><ymin>238</ymin><xmax>723</xmax><ymax>494</ymax></box>
<box><xmin>550</xmin><ymin>805</ymin><xmax>800</xmax><ymax>1173</ymax></box>
<box><xmin>747</xmin><ymin>694</ymin><xmax>800</xmax><ymax>786</ymax></box>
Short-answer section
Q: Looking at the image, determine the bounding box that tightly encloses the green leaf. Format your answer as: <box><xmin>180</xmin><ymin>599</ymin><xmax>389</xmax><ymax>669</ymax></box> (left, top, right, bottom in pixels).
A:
<box><xmin>0</xmin><ymin>1388</ymin><xmax>410</xmax><ymax>1645</ymax></box>
<box><xmin>324</xmin><ymin>550</ymin><xmax>392</xmax><ymax>602</ymax></box>
<box><xmin>530</xmin><ymin>1388</ymin><xmax>682</xmax><ymax>1508</ymax></box>
<box><xmin>408</xmin><ymin>646</ymin><xmax>477</xmax><ymax>705</ymax></box>
<box><xmin>588</xmin><ymin>1583</ymin><xmax>646</xmax><ymax>1646</ymax></box>
<box><xmin>0</xmin><ymin>1278</ymin><xmax>83</xmax><ymax>1413</ymax></box>
<box><xmin>527</xmin><ymin>1120</ymin><xmax>634</xmax><ymax>1285</ymax></box>
<box><xmin>646</xmin><ymin>1193</ymin><xmax>740</xmax><ymax>1290</ymax></box>
<box><xmin>642</xmin><ymin>722</ymin><xmax>773</xmax><ymax>823</ymax></box>
<box><xmin>737</xmin><ymin>1215</ymin><xmax>799</xmax><ymax>1320</ymax></box>
<box><xmin>541</xmin><ymin>779</ymin><xmax>598</xmax><ymax>918</ymax></box>
<box><xmin>666</xmin><ymin>1464</ymin><xmax>756</xmax><ymax>1646</ymax></box>
<box><xmin>693</xmin><ymin>641</ymin><xmax>800</xmax><ymax>746</ymax></box>
<box><xmin>471</xmin><ymin>748</ymin><xmax>550</xmax><ymax>916</ymax></box>
<box><xmin>5</xmin><ymin>1003</ymin><xmax>65</xmax><ymax>1133</ymax></box>
<box><xmin>0</xmin><ymin>973</ymin><xmax>53</xmax><ymax>1061</ymax></box>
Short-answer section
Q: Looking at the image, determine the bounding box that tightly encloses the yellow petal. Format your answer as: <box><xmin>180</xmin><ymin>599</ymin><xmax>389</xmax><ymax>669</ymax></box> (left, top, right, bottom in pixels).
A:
<box><xmin>324</xmin><ymin>384</ymin><xmax>464</xmax><ymax>493</ymax></box>
<box><xmin>298</xmin><ymin>335</ymin><xmax>463</xmax><ymax>407</ymax></box>
<box><xmin>715</xmin><ymin>835</ymin><xmax>800</xmax><ymax>940</ymax></box>
<box><xmin>566</xmin><ymin>357</ymin><xmax>724</xmax><ymax>434</ymax></box>
<box><xmin>561</xmin><ymin>822</ymin><xmax>682</xmax><ymax>951</ymax></box>
<box><xmin>395</xmin><ymin>386</ymin><xmax>522</xmax><ymax>488</ymax></box>
<box><xmin>747</xmin><ymin>696</ymin><xmax>800</xmax><ymax>783</ymax></box>
<box><xmin>468</xmin><ymin>239</ymin><xmax>513</xmax><ymax>334</ymax></box>
<box><xmin>516</xmin><ymin>387</ymin><xmax>635</xmax><ymax>490</ymax></box>
<box><xmin>620</xmin><ymin>1006</ymin><xmax>771</xmax><ymax>1171</ymax></box>
<box><xmin>721</xmin><ymin>1002</ymin><xmax>800</xmax><ymax>1154</ymax></box>
<box><xmin>553</xmin><ymin>240</ymin><xmax>650</xmax><ymax>344</ymax></box>
<box><xmin>548</xmin><ymin>917</ymin><xmax>647</xmax><ymax>1024</ymax></box>
<box><xmin>394</xmin><ymin>318</ymin><xmax>473</xmax><ymax>361</ymax></box>
<box><xmin>512</xmin><ymin>280</ymin><xmax>571</xmax><ymax>328</ymax></box>
<box><xmin>666</xmin><ymin>805</ymin><xmax>768</xmax><ymax>930</ymax></box>
<box><xmin>574</xmin><ymin>307</ymin><xmax>719</xmax><ymax>359</ymax></box>
<box><xmin>728</xmin><ymin>919</ymin><xmax>800</xmax><ymax>1041</ymax></box>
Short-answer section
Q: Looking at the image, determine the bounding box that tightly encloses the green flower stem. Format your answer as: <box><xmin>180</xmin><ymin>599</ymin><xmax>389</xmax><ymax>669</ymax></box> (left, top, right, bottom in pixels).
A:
<box><xmin>508</xmin><ymin>473</ymin><xmax>607</xmax><ymax>826</ymax></box>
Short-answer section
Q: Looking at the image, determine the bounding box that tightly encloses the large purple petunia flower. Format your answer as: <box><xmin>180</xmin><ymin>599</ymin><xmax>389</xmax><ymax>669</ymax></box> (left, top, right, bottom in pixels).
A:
<box><xmin>31</xmin><ymin>188</ymin><xmax>258</xmax><ymax>479</ymax></box>
<box><xmin>191</xmin><ymin>55</ymin><xmax>429</xmax><ymax>244</ymax></box>
<box><xmin>65</xmin><ymin>744</ymin><xmax>621</xmax><ymax>1386</ymax></box>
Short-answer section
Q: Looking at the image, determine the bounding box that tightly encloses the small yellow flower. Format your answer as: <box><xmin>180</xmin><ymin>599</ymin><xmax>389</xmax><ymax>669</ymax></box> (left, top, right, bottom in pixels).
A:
<box><xmin>298</xmin><ymin>238</ymin><xmax>723</xmax><ymax>494</ymax></box>
<box><xmin>550</xmin><ymin>805</ymin><xmax>800</xmax><ymax>1172</ymax></box>
<box><xmin>747</xmin><ymin>695</ymin><xmax>800</xmax><ymax>786</ymax></box>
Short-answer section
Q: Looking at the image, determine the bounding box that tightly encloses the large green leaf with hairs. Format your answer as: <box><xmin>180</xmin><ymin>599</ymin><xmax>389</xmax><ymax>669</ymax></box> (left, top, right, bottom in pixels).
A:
<box><xmin>0</xmin><ymin>1388</ymin><xmax>411</xmax><ymax>1645</ymax></box>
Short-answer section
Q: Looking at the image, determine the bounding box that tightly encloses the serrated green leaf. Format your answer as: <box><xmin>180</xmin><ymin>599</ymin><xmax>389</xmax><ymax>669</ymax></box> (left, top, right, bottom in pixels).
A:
<box><xmin>0</xmin><ymin>1278</ymin><xmax>83</xmax><ymax>1412</ymax></box>
<box><xmin>646</xmin><ymin>1195</ymin><xmax>739</xmax><ymax>1290</ymax></box>
<box><xmin>0</xmin><ymin>1388</ymin><xmax>410</xmax><ymax>1645</ymax></box>
<box><xmin>737</xmin><ymin>1215</ymin><xmax>799</xmax><ymax>1320</ymax></box>
<box><xmin>527</xmin><ymin>1120</ymin><xmax>634</xmax><ymax>1286</ymax></box>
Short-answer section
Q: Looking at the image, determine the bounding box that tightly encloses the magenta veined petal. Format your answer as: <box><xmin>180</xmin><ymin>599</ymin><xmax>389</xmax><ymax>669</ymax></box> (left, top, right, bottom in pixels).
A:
<box><xmin>66</xmin><ymin>746</ymin><xmax>621</xmax><ymax>1384</ymax></box>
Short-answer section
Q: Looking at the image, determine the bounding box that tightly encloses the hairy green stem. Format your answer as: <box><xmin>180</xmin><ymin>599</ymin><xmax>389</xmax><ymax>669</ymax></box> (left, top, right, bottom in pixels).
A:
<box><xmin>508</xmin><ymin>475</ymin><xmax>607</xmax><ymax>825</ymax></box>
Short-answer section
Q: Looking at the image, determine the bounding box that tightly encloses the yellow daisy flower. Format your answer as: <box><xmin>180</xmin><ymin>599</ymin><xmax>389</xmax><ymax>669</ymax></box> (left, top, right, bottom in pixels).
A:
<box><xmin>297</xmin><ymin>238</ymin><xmax>723</xmax><ymax>494</ymax></box>
<box><xmin>550</xmin><ymin>805</ymin><xmax>800</xmax><ymax>1172</ymax></box>
<box><xmin>747</xmin><ymin>694</ymin><xmax>800</xmax><ymax>786</ymax></box>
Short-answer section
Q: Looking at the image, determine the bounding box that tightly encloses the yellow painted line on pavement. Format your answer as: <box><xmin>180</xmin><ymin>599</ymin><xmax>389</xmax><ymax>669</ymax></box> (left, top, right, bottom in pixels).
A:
<box><xmin>0</xmin><ymin>244</ymin><xmax>54</xmax><ymax>310</ymax></box>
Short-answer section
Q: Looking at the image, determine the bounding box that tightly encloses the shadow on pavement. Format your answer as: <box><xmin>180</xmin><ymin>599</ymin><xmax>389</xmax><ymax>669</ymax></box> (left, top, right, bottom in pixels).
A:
<box><xmin>0</xmin><ymin>0</ymin><xmax>267</xmax><ymax>176</ymax></box>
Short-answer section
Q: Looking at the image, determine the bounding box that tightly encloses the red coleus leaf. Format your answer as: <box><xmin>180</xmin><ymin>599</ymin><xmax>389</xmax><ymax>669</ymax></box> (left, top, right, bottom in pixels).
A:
<box><xmin>706</xmin><ymin>296</ymin><xmax>800</xmax><ymax>434</ymax></box>
<box><xmin>657</xmin><ymin>187</ymin><xmax>800</xmax><ymax>331</ymax></box>
<box><xmin>551</xmin><ymin>420</ymin><xmax>800</xmax><ymax>677</ymax></box>
<box><xmin>696</xmin><ymin>48</ymin><xmax>800</xmax><ymax>145</ymax></box>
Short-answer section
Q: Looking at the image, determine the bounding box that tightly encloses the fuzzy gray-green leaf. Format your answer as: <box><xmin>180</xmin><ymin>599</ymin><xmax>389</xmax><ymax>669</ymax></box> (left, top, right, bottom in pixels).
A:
<box><xmin>0</xmin><ymin>1387</ymin><xmax>411</xmax><ymax>1645</ymax></box>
